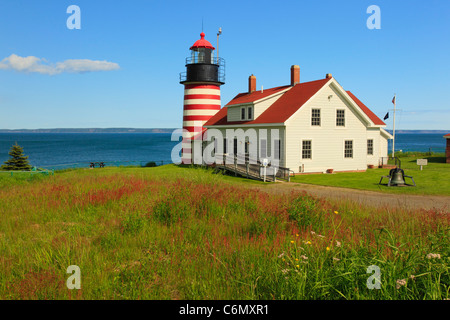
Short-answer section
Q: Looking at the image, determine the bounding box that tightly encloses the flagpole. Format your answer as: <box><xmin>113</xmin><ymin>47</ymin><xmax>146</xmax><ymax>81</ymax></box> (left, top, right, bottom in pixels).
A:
<box><xmin>392</xmin><ymin>94</ymin><xmax>396</xmax><ymax>158</ymax></box>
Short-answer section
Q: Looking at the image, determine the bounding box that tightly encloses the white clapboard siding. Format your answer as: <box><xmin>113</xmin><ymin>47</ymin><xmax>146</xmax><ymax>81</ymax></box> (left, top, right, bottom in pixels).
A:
<box><xmin>285</xmin><ymin>84</ymin><xmax>368</xmax><ymax>173</ymax></box>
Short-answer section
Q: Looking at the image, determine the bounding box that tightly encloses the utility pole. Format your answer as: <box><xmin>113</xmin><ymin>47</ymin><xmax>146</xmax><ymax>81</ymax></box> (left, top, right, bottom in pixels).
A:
<box><xmin>391</xmin><ymin>94</ymin><xmax>396</xmax><ymax>158</ymax></box>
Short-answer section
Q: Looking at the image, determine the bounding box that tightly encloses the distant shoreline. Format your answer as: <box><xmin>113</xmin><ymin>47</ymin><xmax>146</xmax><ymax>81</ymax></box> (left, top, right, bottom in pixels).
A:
<box><xmin>0</xmin><ymin>128</ymin><xmax>177</xmax><ymax>133</ymax></box>
<box><xmin>0</xmin><ymin>128</ymin><xmax>447</xmax><ymax>134</ymax></box>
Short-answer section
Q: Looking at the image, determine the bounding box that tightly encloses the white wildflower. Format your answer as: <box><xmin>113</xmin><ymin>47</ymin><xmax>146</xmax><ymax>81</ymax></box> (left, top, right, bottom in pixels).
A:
<box><xmin>396</xmin><ymin>279</ymin><xmax>407</xmax><ymax>289</ymax></box>
<box><xmin>426</xmin><ymin>253</ymin><xmax>441</xmax><ymax>259</ymax></box>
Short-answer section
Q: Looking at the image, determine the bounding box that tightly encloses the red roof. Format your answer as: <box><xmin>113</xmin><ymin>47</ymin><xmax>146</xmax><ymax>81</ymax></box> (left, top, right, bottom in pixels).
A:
<box><xmin>205</xmin><ymin>78</ymin><xmax>330</xmax><ymax>126</ymax></box>
<box><xmin>225</xmin><ymin>85</ymin><xmax>291</xmax><ymax>106</ymax></box>
<box><xmin>346</xmin><ymin>91</ymin><xmax>385</xmax><ymax>125</ymax></box>
<box><xmin>444</xmin><ymin>133</ymin><xmax>450</xmax><ymax>137</ymax></box>
<box><xmin>204</xmin><ymin>77</ymin><xmax>387</xmax><ymax>127</ymax></box>
<box><xmin>190</xmin><ymin>32</ymin><xmax>215</xmax><ymax>50</ymax></box>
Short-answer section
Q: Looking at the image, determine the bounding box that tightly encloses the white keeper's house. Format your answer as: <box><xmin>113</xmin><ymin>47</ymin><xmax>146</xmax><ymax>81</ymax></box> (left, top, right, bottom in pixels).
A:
<box><xmin>203</xmin><ymin>65</ymin><xmax>393</xmax><ymax>174</ymax></box>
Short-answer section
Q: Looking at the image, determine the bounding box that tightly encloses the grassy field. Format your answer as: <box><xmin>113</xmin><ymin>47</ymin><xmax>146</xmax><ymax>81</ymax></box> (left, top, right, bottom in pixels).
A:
<box><xmin>0</xmin><ymin>164</ymin><xmax>449</xmax><ymax>300</ymax></box>
<box><xmin>290</xmin><ymin>153</ymin><xmax>450</xmax><ymax>196</ymax></box>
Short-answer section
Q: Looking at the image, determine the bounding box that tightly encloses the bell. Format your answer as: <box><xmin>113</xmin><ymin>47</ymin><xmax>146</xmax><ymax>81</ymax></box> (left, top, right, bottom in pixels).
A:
<box><xmin>390</xmin><ymin>168</ymin><xmax>405</xmax><ymax>186</ymax></box>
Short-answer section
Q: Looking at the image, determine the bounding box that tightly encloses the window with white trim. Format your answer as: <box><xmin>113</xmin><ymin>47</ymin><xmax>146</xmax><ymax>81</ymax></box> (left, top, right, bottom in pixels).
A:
<box><xmin>344</xmin><ymin>140</ymin><xmax>353</xmax><ymax>158</ymax></box>
<box><xmin>367</xmin><ymin>139</ymin><xmax>373</xmax><ymax>155</ymax></box>
<box><xmin>247</xmin><ymin>106</ymin><xmax>253</xmax><ymax>120</ymax></box>
<box><xmin>336</xmin><ymin>109</ymin><xmax>345</xmax><ymax>127</ymax></box>
<box><xmin>241</xmin><ymin>107</ymin><xmax>246</xmax><ymax>120</ymax></box>
<box><xmin>260</xmin><ymin>139</ymin><xmax>267</xmax><ymax>158</ymax></box>
<box><xmin>274</xmin><ymin>139</ymin><xmax>281</xmax><ymax>160</ymax></box>
<box><xmin>302</xmin><ymin>140</ymin><xmax>312</xmax><ymax>159</ymax></box>
<box><xmin>311</xmin><ymin>109</ymin><xmax>321</xmax><ymax>126</ymax></box>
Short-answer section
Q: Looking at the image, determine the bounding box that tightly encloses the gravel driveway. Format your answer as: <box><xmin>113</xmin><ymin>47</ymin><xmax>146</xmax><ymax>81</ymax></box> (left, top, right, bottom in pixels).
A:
<box><xmin>255</xmin><ymin>182</ymin><xmax>450</xmax><ymax>213</ymax></box>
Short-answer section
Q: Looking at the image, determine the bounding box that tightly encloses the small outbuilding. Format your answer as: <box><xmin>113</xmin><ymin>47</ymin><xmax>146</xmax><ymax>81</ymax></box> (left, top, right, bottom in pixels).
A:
<box><xmin>445</xmin><ymin>134</ymin><xmax>450</xmax><ymax>163</ymax></box>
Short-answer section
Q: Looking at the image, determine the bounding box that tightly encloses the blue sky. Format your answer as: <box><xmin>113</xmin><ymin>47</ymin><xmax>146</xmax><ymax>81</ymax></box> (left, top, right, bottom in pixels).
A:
<box><xmin>0</xmin><ymin>0</ymin><xmax>449</xmax><ymax>130</ymax></box>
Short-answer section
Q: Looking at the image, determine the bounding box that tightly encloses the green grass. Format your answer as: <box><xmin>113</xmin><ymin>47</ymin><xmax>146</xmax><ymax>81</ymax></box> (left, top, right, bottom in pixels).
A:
<box><xmin>290</xmin><ymin>154</ymin><xmax>450</xmax><ymax>196</ymax></box>
<box><xmin>0</xmin><ymin>164</ymin><xmax>448</xmax><ymax>300</ymax></box>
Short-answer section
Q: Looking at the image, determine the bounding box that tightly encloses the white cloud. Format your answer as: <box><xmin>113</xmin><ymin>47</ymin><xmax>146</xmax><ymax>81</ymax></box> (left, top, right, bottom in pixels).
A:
<box><xmin>0</xmin><ymin>54</ymin><xmax>120</xmax><ymax>75</ymax></box>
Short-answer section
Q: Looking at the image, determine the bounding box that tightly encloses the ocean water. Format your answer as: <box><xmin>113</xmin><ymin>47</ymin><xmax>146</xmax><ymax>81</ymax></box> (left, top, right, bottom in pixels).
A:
<box><xmin>0</xmin><ymin>133</ymin><xmax>180</xmax><ymax>169</ymax></box>
<box><xmin>387</xmin><ymin>133</ymin><xmax>447</xmax><ymax>153</ymax></box>
<box><xmin>0</xmin><ymin>132</ymin><xmax>447</xmax><ymax>170</ymax></box>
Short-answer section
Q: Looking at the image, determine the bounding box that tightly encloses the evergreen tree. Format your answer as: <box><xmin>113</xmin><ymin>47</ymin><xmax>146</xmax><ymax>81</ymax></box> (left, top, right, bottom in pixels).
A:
<box><xmin>1</xmin><ymin>143</ymin><xmax>32</xmax><ymax>171</ymax></box>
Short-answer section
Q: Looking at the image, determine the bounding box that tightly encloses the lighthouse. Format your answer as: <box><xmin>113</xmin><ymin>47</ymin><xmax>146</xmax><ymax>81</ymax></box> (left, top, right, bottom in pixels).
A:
<box><xmin>180</xmin><ymin>32</ymin><xmax>225</xmax><ymax>164</ymax></box>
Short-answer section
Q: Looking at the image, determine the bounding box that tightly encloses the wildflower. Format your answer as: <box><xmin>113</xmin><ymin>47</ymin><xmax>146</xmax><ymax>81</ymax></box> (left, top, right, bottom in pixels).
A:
<box><xmin>334</xmin><ymin>211</ymin><xmax>339</xmax><ymax>214</ymax></box>
<box><xmin>278</xmin><ymin>252</ymin><xmax>285</xmax><ymax>258</ymax></box>
<box><xmin>335</xmin><ymin>241</ymin><xmax>342</xmax><ymax>247</ymax></box>
<box><xmin>281</xmin><ymin>269</ymin><xmax>290</xmax><ymax>275</ymax></box>
<box><xmin>300</xmin><ymin>255</ymin><xmax>308</xmax><ymax>260</ymax></box>
<box><xmin>296</xmin><ymin>233</ymin><xmax>299</xmax><ymax>237</ymax></box>
<box><xmin>333</xmin><ymin>257</ymin><xmax>340</xmax><ymax>261</ymax></box>
<box><xmin>304</xmin><ymin>241</ymin><xmax>312</xmax><ymax>245</ymax></box>
<box><xmin>409</xmin><ymin>275</ymin><xmax>416</xmax><ymax>281</ymax></box>
<box><xmin>317</xmin><ymin>234</ymin><xmax>325</xmax><ymax>238</ymax></box>
<box><xmin>295</xmin><ymin>258</ymin><xmax>299</xmax><ymax>262</ymax></box>
<box><xmin>426</xmin><ymin>253</ymin><xmax>441</xmax><ymax>259</ymax></box>
<box><xmin>396</xmin><ymin>279</ymin><xmax>407</xmax><ymax>289</ymax></box>
<box><xmin>311</xmin><ymin>231</ymin><xmax>316</xmax><ymax>235</ymax></box>
<box><xmin>295</xmin><ymin>265</ymin><xmax>300</xmax><ymax>269</ymax></box>
<box><xmin>290</xmin><ymin>240</ymin><xmax>295</xmax><ymax>244</ymax></box>
<box><xmin>326</xmin><ymin>247</ymin><xmax>330</xmax><ymax>251</ymax></box>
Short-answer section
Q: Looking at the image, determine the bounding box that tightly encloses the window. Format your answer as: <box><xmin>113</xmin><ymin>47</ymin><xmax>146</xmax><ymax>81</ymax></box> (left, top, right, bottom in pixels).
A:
<box><xmin>241</xmin><ymin>108</ymin><xmax>246</xmax><ymax>120</ymax></box>
<box><xmin>274</xmin><ymin>139</ymin><xmax>281</xmax><ymax>160</ymax></box>
<box><xmin>344</xmin><ymin>140</ymin><xmax>353</xmax><ymax>158</ymax></box>
<box><xmin>223</xmin><ymin>138</ymin><xmax>227</xmax><ymax>154</ymax></box>
<box><xmin>311</xmin><ymin>109</ymin><xmax>321</xmax><ymax>126</ymax></box>
<box><xmin>336</xmin><ymin>109</ymin><xmax>345</xmax><ymax>127</ymax></box>
<box><xmin>247</xmin><ymin>107</ymin><xmax>253</xmax><ymax>120</ymax></box>
<box><xmin>260</xmin><ymin>139</ymin><xmax>267</xmax><ymax>158</ymax></box>
<box><xmin>302</xmin><ymin>140</ymin><xmax>312</xmax><ymax>159</ymax></box>
<box><xmin>367</xmin><ymin>139</ymin><xmax>373</xmax><ymax>155</ymax></box>
<box><xmin>233</xmin><ymin>138</ymin><xmax>238</xmax><ymax>155</ymax></box>
<box><xmin>244</xmin><ymin>138</ymin><xmax>249</xmax><ymax>154</ymax></box>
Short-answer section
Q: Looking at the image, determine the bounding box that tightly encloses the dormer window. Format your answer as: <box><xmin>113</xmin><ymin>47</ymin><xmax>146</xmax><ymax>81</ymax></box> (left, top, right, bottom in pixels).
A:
<box><xmin>240</xmin><ymin>106</ymin><xmax>253</xmax><ymax>121</ymax></box>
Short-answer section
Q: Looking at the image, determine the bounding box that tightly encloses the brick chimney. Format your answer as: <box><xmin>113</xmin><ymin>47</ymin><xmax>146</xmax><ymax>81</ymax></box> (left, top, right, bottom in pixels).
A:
<box><xmin>249</xmin><ymin>74</ymin><xmax>256</xmax><ymax>93</ymax></box>
<box><xmin>326</xmin><ymin>73</ymin><xmax>332</xmax><ymax>79</ymax></box>
<box><xmin>290</xmin><ymin>65</ymin><xmax>300</xmax><ymax>86</ymax></box>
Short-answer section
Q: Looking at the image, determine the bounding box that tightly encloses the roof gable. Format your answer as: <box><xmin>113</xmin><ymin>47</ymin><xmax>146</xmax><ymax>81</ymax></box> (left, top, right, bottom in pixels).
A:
<box><xmin>346</xmin><ymin>91</ymin><xmax>386</xmax><ymax>126</ymax></box>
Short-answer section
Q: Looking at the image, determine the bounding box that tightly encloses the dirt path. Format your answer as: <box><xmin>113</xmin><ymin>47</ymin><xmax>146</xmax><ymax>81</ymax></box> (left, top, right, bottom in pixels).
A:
<box><xmin>252</xmin><ymin>182</ymin><xmax>450</xmax><ymax>212</ymax></box>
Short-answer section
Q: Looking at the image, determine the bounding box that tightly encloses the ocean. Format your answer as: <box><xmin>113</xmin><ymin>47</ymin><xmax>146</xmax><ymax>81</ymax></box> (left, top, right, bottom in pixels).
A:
<box><xmin>0</xmin><ymin>132</ymin><xmax>447</xmax><ymax>170</ymax></box>
<box><xmin>0</xmin><ymin>133</ymin><xmax>180</xmax><ymax>170</ymax></box>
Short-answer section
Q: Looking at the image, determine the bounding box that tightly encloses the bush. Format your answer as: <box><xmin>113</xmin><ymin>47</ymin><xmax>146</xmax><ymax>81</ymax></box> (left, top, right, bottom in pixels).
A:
<box><xmin>144</xmin><ymin>161</ymin><xmax>157</xmax><ymax>167</ymax></box>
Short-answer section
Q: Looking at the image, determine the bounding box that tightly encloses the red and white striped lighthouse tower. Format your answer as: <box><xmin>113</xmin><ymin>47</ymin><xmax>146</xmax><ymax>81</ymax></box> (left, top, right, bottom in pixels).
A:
<box><xmin>180</xmin><ymin>32</ymin><xmax>225</xmax><ymax>164</ymax></box>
